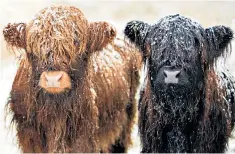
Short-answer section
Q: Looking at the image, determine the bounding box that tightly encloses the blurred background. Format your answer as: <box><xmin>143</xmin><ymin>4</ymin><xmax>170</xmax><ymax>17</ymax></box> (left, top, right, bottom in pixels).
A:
<box><xmin>1</xmin><ymin>0</ymin><xmax>235</xmax><ymax>153</ymax></box>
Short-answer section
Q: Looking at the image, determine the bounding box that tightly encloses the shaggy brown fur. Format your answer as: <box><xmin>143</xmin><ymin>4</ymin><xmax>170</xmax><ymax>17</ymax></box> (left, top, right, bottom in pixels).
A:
<box><xmin>4</xmin><ymin>5</ymin><xmax>142</xmax><ymax>153</ymax></box>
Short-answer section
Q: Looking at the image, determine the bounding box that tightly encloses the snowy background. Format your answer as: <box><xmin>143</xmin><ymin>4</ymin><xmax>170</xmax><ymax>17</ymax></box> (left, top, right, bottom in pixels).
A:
<box><xmin>1</xmin><ymin>0</ymin><xmax>235</xmax><ymax>153</ymax></box>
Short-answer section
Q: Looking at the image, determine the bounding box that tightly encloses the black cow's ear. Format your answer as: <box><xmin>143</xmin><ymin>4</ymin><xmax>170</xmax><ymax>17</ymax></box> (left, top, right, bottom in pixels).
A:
<box><xmin>205</xmin><ymin>26</ymin><xmax>233</xmax><ymax>64</ymax></box>
<box><xmin>124</xmin><ymin>20</ymin><xmax>150</xmax><ymax>51</ymax></box>
<box><xmin>3</xmin><ymin>23</ymin><xmax>27</xmax><ymax>50</ymax></box>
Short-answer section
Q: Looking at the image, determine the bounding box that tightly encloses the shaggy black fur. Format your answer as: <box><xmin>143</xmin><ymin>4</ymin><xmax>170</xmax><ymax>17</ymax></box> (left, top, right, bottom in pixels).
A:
<box><xmin>124</xmin><ymin>14</ymin><xmax>234</xmax><ymax>153</ymax></box>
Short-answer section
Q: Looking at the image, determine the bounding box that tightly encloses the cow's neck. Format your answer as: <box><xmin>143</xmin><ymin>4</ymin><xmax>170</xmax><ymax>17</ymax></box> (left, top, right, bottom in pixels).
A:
<box><xmin>28</xmin><ymin>72</ymin><xmax>97</xmax><ymax>152</ymax></box>
<box><xmin>30</xmin><ymin>83</ymin><xmax>97</xmax><ymax>152</ymax></box>
<box><xmin>162</xmin><ymin>125</ymin><xmax>188</xmax><ymax>152</ymax></box>
<box><xmin>158</xmin><ymin>93</ymin><xmax>200</xmax><ymax>122</ymax></box>
<box><xmin>140</xmin><ymin>82</ymin><xmax>204</xmax><ymax>153</ymax></box>
<box><xmin>155</xmin><ymin>94</ymin><xmax>202</xmax><ymax>152</ymax></box>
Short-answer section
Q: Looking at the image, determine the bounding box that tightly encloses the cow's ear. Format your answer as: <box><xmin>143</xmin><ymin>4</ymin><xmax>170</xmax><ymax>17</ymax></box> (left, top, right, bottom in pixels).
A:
<box><xmin>3</xmin><ymin>23</ymin><xmax>27</xmax><ymax>50</ymax></box>
<box><xmin>205</xmin><ymin>26</ymin><xmax>233</xmax><ymax>64</ymax></box>
<box><xmin>87</xmin><ymin>21</ymin><xmax>116</xmax><ymax>52</ymax></box>
<box><xmin>124</xmin><ymin>20</ymin><xmax>150</xmax><ymax>52</ymax></box>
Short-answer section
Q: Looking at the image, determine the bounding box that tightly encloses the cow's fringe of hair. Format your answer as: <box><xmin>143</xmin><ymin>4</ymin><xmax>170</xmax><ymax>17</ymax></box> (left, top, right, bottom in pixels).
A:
<box><xmin>3</xmin><ymin>5</ymin><xmax>118</xmax><ymax>67</ymax></box>
<box><xmin>26</xmin><ymin>5</ymin><xmax>88</xmax><ymax>64</ymax></box>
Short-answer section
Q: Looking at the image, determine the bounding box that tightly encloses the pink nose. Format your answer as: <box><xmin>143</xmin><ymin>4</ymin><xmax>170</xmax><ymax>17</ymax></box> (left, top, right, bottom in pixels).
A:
<box><xmin>39</xmin><ymin>71</ymin><xmax>71</xmax><ymax>93</ymax></box>
<box><xmin>44</xmin><ymin>72</ymin><xmax>63</xmax><ymax>87</ymax></box>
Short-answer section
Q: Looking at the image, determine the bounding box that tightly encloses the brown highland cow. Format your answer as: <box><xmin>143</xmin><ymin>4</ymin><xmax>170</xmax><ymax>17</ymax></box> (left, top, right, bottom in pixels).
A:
<box><xmin>3</xmin><ymin>5</ymin><xmax>142</xmax><ymax>153</ymax></box>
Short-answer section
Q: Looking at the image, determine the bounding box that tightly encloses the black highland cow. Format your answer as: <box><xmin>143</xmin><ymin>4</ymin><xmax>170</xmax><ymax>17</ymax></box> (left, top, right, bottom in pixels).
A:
<box><xmin>124</xmin><ymin>14</ymin><xmax>235</xmax><ymax>153</ymax></box>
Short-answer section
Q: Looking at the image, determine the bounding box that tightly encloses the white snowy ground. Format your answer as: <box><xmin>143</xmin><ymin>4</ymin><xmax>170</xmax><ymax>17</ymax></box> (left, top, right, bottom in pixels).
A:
<box><xmin>1</xmin><ymin>0</ymin><xmax>235</xmax><ymax>153</ymax></box>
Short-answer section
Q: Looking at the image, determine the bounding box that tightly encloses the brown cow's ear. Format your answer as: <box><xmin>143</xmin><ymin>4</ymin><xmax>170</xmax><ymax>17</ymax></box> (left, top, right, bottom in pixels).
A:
<box><xmin>205</xmin><ymin>26</ymin><xmax>233</xmax><ymax>64</ymax></box>
<box><xmin>3</xmin><ymin>23</ymin><xmax>26</xmax><ymax>49</ymax></box>
<box><xmin>87</xmin><ymin>21</ymin><xmax>116</xmax><ymax>52</ymax></box>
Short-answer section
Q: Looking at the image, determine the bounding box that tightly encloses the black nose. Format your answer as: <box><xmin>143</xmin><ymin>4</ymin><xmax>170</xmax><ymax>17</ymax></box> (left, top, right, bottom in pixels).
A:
<box><xmin>157</xmin><ymin>66</ymin><xmax>188</xmax><ymax>84</ymax></box>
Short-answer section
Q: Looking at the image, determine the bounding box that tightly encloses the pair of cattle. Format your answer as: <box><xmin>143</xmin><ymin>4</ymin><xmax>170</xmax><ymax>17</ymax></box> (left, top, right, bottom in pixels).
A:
<box><xmin>3</xmin><ymin>5</ymin><xmax>235</xmax><ymax>153</ymax></box>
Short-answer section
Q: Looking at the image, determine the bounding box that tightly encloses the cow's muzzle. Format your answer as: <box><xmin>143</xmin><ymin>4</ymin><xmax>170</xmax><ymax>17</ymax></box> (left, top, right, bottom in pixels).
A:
<box><xmin>39</xmin><ymin>71</ymin><xmax>71</xmax><ymax>93</ymax></box>
<box><xmin>156</xmin><ymin>66</ymin><xmax>189</xmax><ymax>85</ymax></box>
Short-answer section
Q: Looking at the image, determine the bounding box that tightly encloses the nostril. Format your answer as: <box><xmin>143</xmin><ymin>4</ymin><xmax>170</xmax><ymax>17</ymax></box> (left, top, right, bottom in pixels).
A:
<box><xmin>55</xmin><ymin>73</ymin><xmax>63</xmax><ymax>81</ymax></box>
<box><xmin>175</xmin><ymin>71</ymin><xmax>181</xmax><ymax>78</ymax></box>
<box><xmin>43</xmin><ymin>72</ymin><xmax>63</xmax><ymax>82</ymax></box>
<box><xmin>163</xmin><ymin>71</ymin><xmax>167</xmax><ymax>77</ymax></box>
<box><xmin>44</xmin><ymin>73</ymin><xmax>50</xmax><ymax>81</ymax></box>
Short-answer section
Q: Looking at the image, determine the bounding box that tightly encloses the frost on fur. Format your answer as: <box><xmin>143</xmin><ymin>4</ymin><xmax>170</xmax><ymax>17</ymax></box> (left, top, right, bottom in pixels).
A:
<box><xmin>125</xmin><ymin>14</ymin><xmax>235</xmax><ymax>153</ymax></box>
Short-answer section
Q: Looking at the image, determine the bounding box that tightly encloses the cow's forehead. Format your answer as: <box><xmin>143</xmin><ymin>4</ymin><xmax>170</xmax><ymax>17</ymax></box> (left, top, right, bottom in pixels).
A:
<box><xmin>26</xmin><ymin>5</ymin><xmax>88</xmax><ymax>60</ymax></box>
<box><xmin>147</xmin><ymin>15</ymin><xmax>204</xmax><ymax>40</ymax></box>
<box><xmin>146</xmin><ymin>15</ymin><xmax>205</xmax><ymax>54</ymax></box>
<box><xmin>146</xmin><ymin>16</ymin><xmax>206</xmax><ymax>67</ymax></box>
<box><xmin>155</xmin><ymin>14</ymin><xmax>203</xmax><ymax>30</ymax></box>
